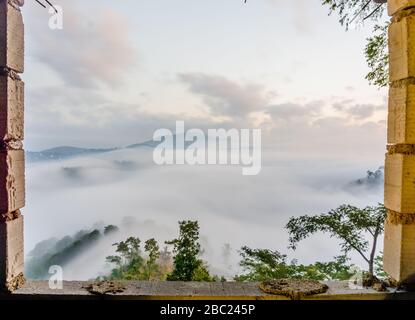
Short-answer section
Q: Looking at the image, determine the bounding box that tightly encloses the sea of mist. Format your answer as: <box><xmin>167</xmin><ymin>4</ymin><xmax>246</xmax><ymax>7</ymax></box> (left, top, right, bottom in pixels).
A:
<box><xmin>23</xmin><ymin>145</ymin><xmax>384</xmax><ymax>280</ymax></box>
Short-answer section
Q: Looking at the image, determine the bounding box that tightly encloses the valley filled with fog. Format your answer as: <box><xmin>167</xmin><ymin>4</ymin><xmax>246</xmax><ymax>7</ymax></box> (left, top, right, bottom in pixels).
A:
<box><xmin>23</xmin><ymin>143</ymin><xmax>384</xmax><ymax>280</ymax></box>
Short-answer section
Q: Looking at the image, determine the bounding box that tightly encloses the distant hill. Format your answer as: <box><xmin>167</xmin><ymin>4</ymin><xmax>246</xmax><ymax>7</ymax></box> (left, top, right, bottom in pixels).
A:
<box><xmin>25</xmin><ymin>225</ymin><xmax>120</xmax><ymax>280</ymax></box>
<box><xmin>346</xmin><ymin>167</ymin><xmax>384</xmax><ymax>191</ymax></box>
<box><xmin>126</xmin><ymin>140</ymin><xmax>161</xmax><ymax>149</ymax></box>
<box><xmin>26</xmin><ymin>139</ymin><xmax>159</xmax><ymax>162</ymax></box>
<box><xmin>26</xmin><ymin>134</ymin><xmax>223</xmax><ymax>162</ymax></box>
<box><xmin>26</xmin><ymin>146</ymin><xmax>116</xmax><ymax>162</ymax></box>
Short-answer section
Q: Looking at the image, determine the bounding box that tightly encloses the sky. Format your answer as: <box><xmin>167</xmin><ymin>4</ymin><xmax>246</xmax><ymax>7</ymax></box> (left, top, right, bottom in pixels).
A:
<box><xmin>22</xmin><ymin>0</ymin><xmax>387</xmax><ymax>151</ymax></box>
<box><xmin>20</xmin><ymin>0</ymin><xmax>390</xmax><ymax>279</ymax></box>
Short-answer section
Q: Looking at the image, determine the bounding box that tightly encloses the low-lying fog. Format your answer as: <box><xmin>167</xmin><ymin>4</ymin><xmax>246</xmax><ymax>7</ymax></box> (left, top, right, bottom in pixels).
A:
<box><xmin>23</xmin><ymin>145</ymin><xmax>384</xmax><ymax>280</ymax></box>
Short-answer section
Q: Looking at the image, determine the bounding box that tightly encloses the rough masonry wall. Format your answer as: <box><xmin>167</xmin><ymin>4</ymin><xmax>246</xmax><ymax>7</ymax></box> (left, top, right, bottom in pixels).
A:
<box><xmin>384</xmin><ymin>0</ymin><xmax>415</xmax><ymax>284</ymax></box>
<box><xmin>0</xmin><ymin>0</ymin><xmax>24</xmax><ymax>292</ymax></box>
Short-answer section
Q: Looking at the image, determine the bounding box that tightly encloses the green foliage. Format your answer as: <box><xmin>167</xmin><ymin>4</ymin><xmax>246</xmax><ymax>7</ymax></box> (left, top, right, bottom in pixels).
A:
<box><xmin>104</xmin><ymin>221</ymin><xmax>213</xmax><ymax>281</ymax></box>
<box><xmin>104</xmin><ymin>236</ymin><xmax>171</xmax><ymax>281</ymax></box>
<box><xmin>115</xmin><ymin>237</ymin><xmax>141</xmax><ymax>261</ymax></box>
<box><xmin>365</xmin><ymin>23</ymin><xmax>389</xmax><ymax>87</ymax></box>
<box><xmin>166</xmin><ymin>220</ymin><xmax>213</xmax><ymax>281</ymax></box>
<box><xmin>322</xmin><ymin>1</ymin><xmax>388</xmax><ymax>88</ymax></box>
<box><xmin>235</xmin><ymin>246</ymin><xmax>355</xmax><ymax>282</ymax></box>
<box><xmin>105</xmin><ymin>237</ymin><xmax>170</xmax><ymax>281</ymax></box>
<box><xmin>25</xmin><ymin>229</ymin><xmax>103</xmax><ymax>279</ymax></box>
<box><xmin>293</xmin><ymin>256</ymin><xmax>356</xmax><ymax>281</ymax></box>
<box><xmin>192</xmin><ymin>263</ymin><xmax>214</xmax><ymax>282</ymax></box>
<box><xmin>286</xmin><ymin>203</ymin><xmax>387</xmax><ymax>276</ymax></box>
<box><xmin>145</xmin><ymin>238</ymin><xmax>160</xmax><ymax>263</ymax></box>
<box><xmin>106</xmin><ymin>237</ymin><xmax>149</xmax><ymax>280</ymax></box>
<box><xmin>235</xmin><ymin>247</ymin><xmax>295</xmax><ymax>281</ymax></box>
<box><xmin>321</xmin><ymin>0</ymin><xmax>385</xmax><ymax>29</ymax></box>
<box><xmin>374</xmin><ymin>252</ymin><xmax>388</xmax><ymax>280</ymax></box>
<box><xmin>28</xmin><ymin>214</ymin><xmax>389</xmax><ymax>283</ymax></box>
<box><xmin>46</xmin><ymin>229</ymin><xmax>102</xmax><ymax>268</ymax></box>
<box><xmin>143</xmin><ymin>238</ymin><xmax>161</xmax><ymax>280</ymax></box>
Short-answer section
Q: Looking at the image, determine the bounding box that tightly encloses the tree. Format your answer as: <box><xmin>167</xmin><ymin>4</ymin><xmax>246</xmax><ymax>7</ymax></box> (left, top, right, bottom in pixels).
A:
<box><xmin>106</xmin><ymin>237</ymin><xmax>145</xmax><ymax>280</ymax></box>
<box><xmin>104</xmin><ymin>225</ymin><xmax>119</xmax><ymax>235</ymax></box>
<box><xmin>235</xmin><ymin>247</ymin><xmax>296</xmax><ymax>281</ymax></box>
<box><xmin>321</xmin><ymin>0</ymin><xmax>388</xmax><ymax>87</ymax></box>
<box><xmin>293</xmin><ymin>256</ymin><xmax>356</xmax><ymax>281</ymax></box>
<box><xmin>235</xmin><ymin>246</ymin><xmax>355</xmax><ymax>282</ymax></box>
<box><xmin>103</xmin><ymin>221</ymin><xmax>214</xmax><ymax>281</ymax></box>
<box><xmin>286</xmin><ymin>203</ymin><xmax>387</xmax><ymax>277</ymax></box>
<box><xmin>321</xmin><ymin>0</ymin><xmax>386</xmax><ymax>29</ymax></box>
<box><xmin>374</xmin><ymin>252</ymin><xmax>388</xmax><ymax>280</ymax></box>
<box><xmin>166</xmin><ymin>220</ymin><xmax>212</xmax><ymax>281</ymax></box>
<box><xmin>104</xmin><ymin>237</ymin><xmax>172</xmax><ymax>281</ymax></box>
<box><xmin>365</xmin><ymin>22</ymin><xmax>389</xmax><ymax>87</ymax></box>
<box><xmin>143</xmin><ymin>238</ymin><xmax>160</xmax><ymax>280</ymax></box>
<box><xmin>26</xmin><ymin>229</ymin><xmax>103</xmax><ymax>279</ymax></box>
<box><xmin>46</xmin><ymin>229</ymin><xmax>102</xmax><ymax>271</ymax></box>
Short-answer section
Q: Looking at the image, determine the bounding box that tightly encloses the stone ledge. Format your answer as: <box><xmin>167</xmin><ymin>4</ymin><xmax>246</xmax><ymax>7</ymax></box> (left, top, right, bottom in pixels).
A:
<box><xmin>0</xmin><ymin>281</ymin><xmax>414</xmax><ymax>300</ymax></box>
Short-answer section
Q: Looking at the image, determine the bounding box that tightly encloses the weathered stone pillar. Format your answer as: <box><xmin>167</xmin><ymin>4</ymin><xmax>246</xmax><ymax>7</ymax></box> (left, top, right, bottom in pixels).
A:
<box><xmin>0</xmin><ymin>0</ymin><xmax>24</xmax><ymax>292</ymax></box>
<box><xmin>384</xmin><ymin>0</ymin><xmax>415</xmax><ymax>285</ymax></box>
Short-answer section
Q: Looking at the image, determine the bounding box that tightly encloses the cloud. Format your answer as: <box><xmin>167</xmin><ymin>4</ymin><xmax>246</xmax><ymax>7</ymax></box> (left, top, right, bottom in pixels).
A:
<box><xmin>26</xmin><ymin>3</ymin><xmax>137</xmax><ymax>88</ymax></box>
<box><xmin>25</xmin><ymin>66</ymin><xmax>386</xmax><ymax>154</ymax></box>
<box><xmin>179</xmin><ymin>73</ymin><xmax>268</xmax><ymax>119</ymax></box>
<box><xmin>333</xmin><ymin>102</ymin><xmax>386</xmax><ymax>120</ymax></box>
<box><xmin>266</xmin><ymin>101</ymin><xmax>322</xmax><ymax>124</ymax></box>
<box><xmin>25</xmin><ymin>83</ymin><xmax>236</xmax><ymax>149</ymax></box>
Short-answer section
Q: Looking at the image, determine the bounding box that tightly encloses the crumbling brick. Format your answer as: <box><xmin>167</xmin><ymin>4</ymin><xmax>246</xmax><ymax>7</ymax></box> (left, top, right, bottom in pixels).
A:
<box><xmin>0</xmin><ymin>149</ymin><xmax>24</xmax><ymax>213</ymax></box>
<box><xmin>387</xmin><ymin>209</ymin><xmax>415</xmax><ymax>225</ymax></box>
<box><xmin>0</xmin><ymin>72</ymin><xmax>23</xmax><ymax>141</ymax></box>
<box><xmin>0</xmin><ymin>1</ymin><xmax>23</xmax><ymax>73</ymax></box>
<box><xmin>387</xmin><ymin>143</ymin><xmax>415</xmax><ymax>154</ymax></box>
<box><xmin>0</xmin><ymin>215</ymin><xmax>23</xmax><ymax>291</ymax></box>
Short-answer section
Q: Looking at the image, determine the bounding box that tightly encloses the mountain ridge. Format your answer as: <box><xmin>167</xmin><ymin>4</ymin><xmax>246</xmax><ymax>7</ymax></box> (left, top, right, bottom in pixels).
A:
<box><xmin>26</xmin><ymin>139</ymin><xmax>158</xmax><ymax>162</ymax></box>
